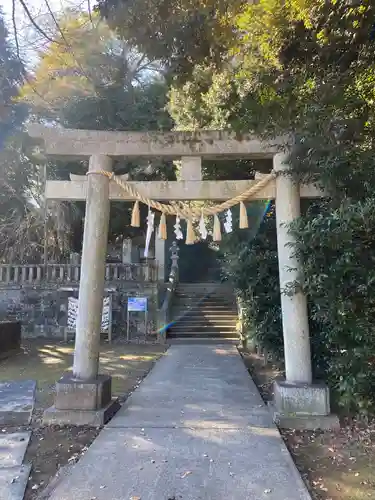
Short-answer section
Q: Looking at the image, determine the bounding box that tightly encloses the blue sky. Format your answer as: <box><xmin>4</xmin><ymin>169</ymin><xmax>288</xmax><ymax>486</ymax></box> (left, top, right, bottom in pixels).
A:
<box><xmin>2</xmin><ymin>0</ymin><xmax>84</xmax><ymax>60</ymax></box>
<box><xmin>2</xmin><ymin>0</ymin><xmax>68</xmax><ymax>24</ymax></box>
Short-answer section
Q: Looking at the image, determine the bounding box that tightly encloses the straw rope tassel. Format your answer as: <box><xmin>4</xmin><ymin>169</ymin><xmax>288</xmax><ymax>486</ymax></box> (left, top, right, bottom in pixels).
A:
<box><xmin>158</xmin><ymin>212</ymin><xmax>167</xmax><ymax>240</ymax></box>
<box><xmin>213</xmin><ymin>214</ymin><xmax>222</xmax><ymax>242</ymax></box>
<box><xmin>185</xmin><ymin>219</ymin><xmax>195</xmax><ymax>245</ymax></box>
<box><xmin>239</xmin><ymin>201</ymin><xmax>249</xmax><ymax>229</ymax></box>
<box><xmin>131</xmin><ymin>200</ymin><xmax>140</xmax><ymax>227</ymax></box>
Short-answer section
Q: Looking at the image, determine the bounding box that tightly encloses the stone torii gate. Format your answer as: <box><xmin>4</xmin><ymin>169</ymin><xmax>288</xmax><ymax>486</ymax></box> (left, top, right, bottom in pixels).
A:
<box><xmin>29</xmin><ymin>125</ymin><xmax>338</xmax><ymax>429</ymax></box>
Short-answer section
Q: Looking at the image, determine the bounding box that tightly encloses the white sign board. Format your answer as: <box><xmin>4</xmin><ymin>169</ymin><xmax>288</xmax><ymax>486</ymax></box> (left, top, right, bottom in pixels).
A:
<box><xmin>126</xmin><ymin>297</ymin><xmax>148</xmax><ymax>341</ymax></box>
<box><xmin>127</xmin><ymin>297</ymin><xmax>148</xmax><ymax>312</ymax></box>
<box><xmin>67</xmin><ymin>296</ymin><xmax>112</xmax><ymax>333</ymax></box>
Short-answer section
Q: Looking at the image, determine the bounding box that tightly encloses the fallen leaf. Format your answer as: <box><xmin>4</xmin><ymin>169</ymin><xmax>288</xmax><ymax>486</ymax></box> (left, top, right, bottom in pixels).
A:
<box><xmin>181</xmin><ymin>471</ymin><xmax>192</xmax><ymax>479</ymax></box>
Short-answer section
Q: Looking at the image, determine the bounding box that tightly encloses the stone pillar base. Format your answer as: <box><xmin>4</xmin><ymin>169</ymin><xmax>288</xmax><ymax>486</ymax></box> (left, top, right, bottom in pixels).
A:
<box><xmin>270</xmin><ymin>378</ymin><xmax>340</xmax><ymax>431</ymax></box>
<box><xmin>43</xmin><ymin>374</ymin><xmax>120</xmax><ymax>426</ymax></box>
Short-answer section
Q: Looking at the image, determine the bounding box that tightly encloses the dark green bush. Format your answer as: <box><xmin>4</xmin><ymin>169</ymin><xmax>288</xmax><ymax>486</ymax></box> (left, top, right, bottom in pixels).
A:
<box><xmin>220</xmin><ymin>198</ymin><xmax>375</xmax><ymax>415</ymax></box>
<box><xmin>219</xmin><ymin>203</ymin><xmax>284</xmax><ymax>357</ymax></box>
<box><xmin>291</xmin><ymin>199</ymin><xmax>375</xmax><ymax>415</ymax></box>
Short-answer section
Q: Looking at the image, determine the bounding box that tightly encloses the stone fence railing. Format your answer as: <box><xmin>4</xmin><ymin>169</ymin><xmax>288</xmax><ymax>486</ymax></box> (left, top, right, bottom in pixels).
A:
<box><xmin>0</xmin><ymin>263</ymin><xmax>158</xmax><ymax>285</ymax></box>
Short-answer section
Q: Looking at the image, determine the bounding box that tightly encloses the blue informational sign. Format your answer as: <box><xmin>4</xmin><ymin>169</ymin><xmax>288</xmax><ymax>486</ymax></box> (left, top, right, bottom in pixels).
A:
<box><xmin>128</xmin><ymin>297</ymin><xmax>148</xmax><ymax>312</ymax></box>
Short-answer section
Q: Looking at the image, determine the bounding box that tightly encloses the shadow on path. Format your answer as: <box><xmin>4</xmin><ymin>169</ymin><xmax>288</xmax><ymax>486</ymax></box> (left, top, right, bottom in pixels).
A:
<box><xmin>47</xmin><ymin>344</ymin><xmax>311</xmax><ymax>500</ymax></box>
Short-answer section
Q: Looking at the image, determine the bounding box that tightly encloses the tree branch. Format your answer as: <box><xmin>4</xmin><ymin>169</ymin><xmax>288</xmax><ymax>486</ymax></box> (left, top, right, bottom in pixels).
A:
<box><xmin>16</xmin><ymin>0</ymin><xmax>58</xmax><ymax>45</ymax></box>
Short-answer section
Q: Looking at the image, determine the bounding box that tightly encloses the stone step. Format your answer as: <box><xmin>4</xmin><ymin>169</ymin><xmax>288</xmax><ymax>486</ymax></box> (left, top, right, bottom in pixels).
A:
<box><xmin>172</xmin><ymin>311</ymin><xmax>237</xmax><ymax>317</ymax></box>
<box><xmin>173</xmin><ymin>298</ymin><xmax>237</xmax><ymax>304</ymax></box>
<box><xmin>174</xmin><ymin>296</ymin><xmax>235</xmax><ymax>304</ymax></box>
<box><xmin>172</xmin><ymin>307</ymin><xmax>237</xmax><ymax>313</ymax></box>
<box><xmin>171</xmin><ymin>282</ymin><xmax>238</xmax><ymax>342</ymax></box>
<box><xmin>169</xmin><ymin>323</ymin><xmax>236</xmax><ymax>330</ymax></box>
<box><xmin>172</xmin><ymin>312</ymin><xmax>236</xmax><ymax>318</ymax></box>
<box><xmin>172</xmin><ymin>307</ymin><xmax>238</xmax><ymax>314</ymax></box>
<box><xmin>175</xmin><ymin>302</ymin><xmax>235</xmax><ymax>307</ymax></box>
<box><xmin>175</xmin><ymin>290</ymin><xmax>234</xmax><ymax>300</ymax></box>
<box><xmin>175</xmin><ymin>287</ymin><xmax>232</xmax><ymax>292</ymax></box>
<box><xmin>177</xmin><ymin>290</ymin><xmax>229</xmax><ymax>293</ymax></box>
<box><xmin>175</xmin><ymin>296</ymin><xmax>235</xmax><ymax>302</ymax></box>
<box><xmin>169</xmin><ymin>321</ymin><xmax>236</xmax><ymax>326</ymax></box>
<box><xmin>176</xmin><ymin>282</ymin><xmax>230</xmax><ymax>288</ymax></box>
<box><xmin>175</xmin><ymin>292</ymin><xmax>233</xmax><ymax>298</ymax></box>
<box><xmin>171</xmin><ymin>315</ymin><xmax>237</xmax><ymax>322</ymax></box>
<box><xmin>171</xmin><ymin>319</ymin><xmax>236</xmax><ymax>325</ymax></box>
<box><xmin>171</xmin><ymin>318</ymin><xmax>237</xmax><ymax>324</ymax></box>
<box><xmin>176</xmin><ymin>287</ymin><xmax>233</xmax><ymax>292</ymax></box>
<box><xmin>175</xmin><ymin>291</ymin><xmax>231</xmax><ymax>297</ymax></box>
<box><xmin>171</xmin><ymin>315</ymin><xmax>238</xmax><ymax>322</ymax></box>
<box><xmin>168</xmin><ymin>337</ymin><xmax>239</xmax><ymax>345</ymax></box>
<box><xmin>167</xmin><ymin>331</ymin><xmax>238</xmax><ymax>338</ymax></box>
<box><xmin>173</xmin><ymin>301</ymin><xmax>236</xmax><ymax>307</ymax></box>
<box><xmin>171</xmin><ymin>318</ymin><xmax>237</xmax><ymax>325</ymax></box>
<box><xmin>169</xmin><ymin>327</ymin><xmax>237</xmax><ymax>334</ymax></box>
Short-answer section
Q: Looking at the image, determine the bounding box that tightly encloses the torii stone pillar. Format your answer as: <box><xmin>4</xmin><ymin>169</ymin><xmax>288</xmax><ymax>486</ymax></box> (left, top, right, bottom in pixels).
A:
<box><xmin>274</xmin><ymin>153</ymin><xmax>312</xmax><ymax>384</ymax></box>
<box><xmin>43</xmin><ymin>155</ymin><xmax>120</xmax><ymax>426</ymax></box>
<box><xmin>73</xmin><ymin>155</ymin><xmax>112</xmax><ymax>379</ymax></box>
<box><xmin>271</xmin><ymin>153</ymin><xmax>339</xmax><ymax>430</ymax></box>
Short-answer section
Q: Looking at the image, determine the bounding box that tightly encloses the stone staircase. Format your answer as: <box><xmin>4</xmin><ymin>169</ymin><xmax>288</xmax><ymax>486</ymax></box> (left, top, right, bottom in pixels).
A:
<box><xmin>167</xmin><ymin>283</ymin><xmax>239</xmax><ymax>341</ymax></box>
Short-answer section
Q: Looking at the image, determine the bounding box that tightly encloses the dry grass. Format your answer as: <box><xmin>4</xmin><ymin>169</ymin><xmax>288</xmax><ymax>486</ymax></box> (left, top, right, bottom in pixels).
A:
<box><xmin>240</xmin><ymin>349</ymin><xmax>375</xmax><ymax>500</ymax></box>
<box><xmin>0</xmin><ymin>340</ymin><xmax>166</xmax><ymax>409</ymax></box>
<box><xmin>285</xmin><ymin>428</ymin><xmax>375</xmax><ymax>500</ymax></box>
<box><xmin>0</xmin><ymin>339</ymin><xmax>167</xmax><ymax>499</ymax></box>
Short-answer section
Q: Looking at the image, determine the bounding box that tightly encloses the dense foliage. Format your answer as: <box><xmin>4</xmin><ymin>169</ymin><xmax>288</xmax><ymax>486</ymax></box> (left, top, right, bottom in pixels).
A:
<box><xmin>20</xmin><ymin>10</ymin><xmax>175</xmax><ymax>258</ymax></box>
<box><xmin>219</xmin><ymin>204</ymin><xmax>283</xmax><ymax>355</ymax></box>
<box><xmin>0</xmin><ymin>10</ymin><xmax>25</xmax><ymax>146</ymax></box>
<box><xmin>291</xmin><ymin>200</ymin><xmax>375</xmax><ymax>413</ymax></box>
<box><xmin>97</xmin><ymin>0</ymin><xmax>245</xmax><ymax>81</ymax></box>
<box><xmin>0</xmin><ymin>9</ymin><xmax>46</xmax><ymax>262</ymax></box>
<box><xmin>99</xmin><ymin>0</ymin><xmax>375</xmax><ymax>414</ymax></box>
<box><xmin>4</xmin><ymin>0</ymin><xmax>374</xmax><ymax>412</ymax></box>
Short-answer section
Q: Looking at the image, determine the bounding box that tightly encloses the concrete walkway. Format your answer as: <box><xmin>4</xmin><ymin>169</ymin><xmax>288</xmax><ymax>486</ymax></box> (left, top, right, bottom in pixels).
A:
<box><xmin>48</xmin><ymin>345</ymin><xmax>311</xmax><ymax>500</ymax></box>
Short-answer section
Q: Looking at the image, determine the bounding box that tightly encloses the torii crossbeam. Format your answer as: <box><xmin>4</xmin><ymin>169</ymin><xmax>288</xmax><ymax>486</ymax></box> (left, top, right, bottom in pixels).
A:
<box><xmin>29</xmin><ymin>124</ymin><xmax>323</xmax><ymax>202</ymax></box>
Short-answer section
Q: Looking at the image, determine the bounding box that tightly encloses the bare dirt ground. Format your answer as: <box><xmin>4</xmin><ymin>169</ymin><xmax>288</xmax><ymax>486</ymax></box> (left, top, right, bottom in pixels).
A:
<box><xmin>0</xmin><ymin>340</ymin><xmax>166</xmax><ymax>499</ymax></box>
<box><xmin>240</xmin><ymin>349</ymin><xmax>375</xmax><ymax>500</ymax></box>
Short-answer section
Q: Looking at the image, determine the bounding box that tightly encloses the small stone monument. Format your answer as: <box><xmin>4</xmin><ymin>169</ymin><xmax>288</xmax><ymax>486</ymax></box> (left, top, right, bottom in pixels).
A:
<box><xmin>131</xmin><ymin>243</ymin><xmax>140</xmax><ymax>264</ymax></box>
<box><xmin>122</xmin><ymin>238</ymin><xmax>141</xmax><ymax>264</ymax></box>
<box><xmin>122</xmin><ymin>238</ymin><xmax>132</xmax><ymax>264</ymax></box>
<box><xmin>69</xmin><ymin>252</ymin><xmax>80</xmax><ymax>265</ymax></box>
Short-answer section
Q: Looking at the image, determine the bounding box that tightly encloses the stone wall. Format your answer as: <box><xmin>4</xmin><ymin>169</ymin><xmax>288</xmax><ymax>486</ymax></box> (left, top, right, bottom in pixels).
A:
<box><xmin>0</xmin><ymin>283</ymin><xmax>157</xmax><ymax>341</ymax></box>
